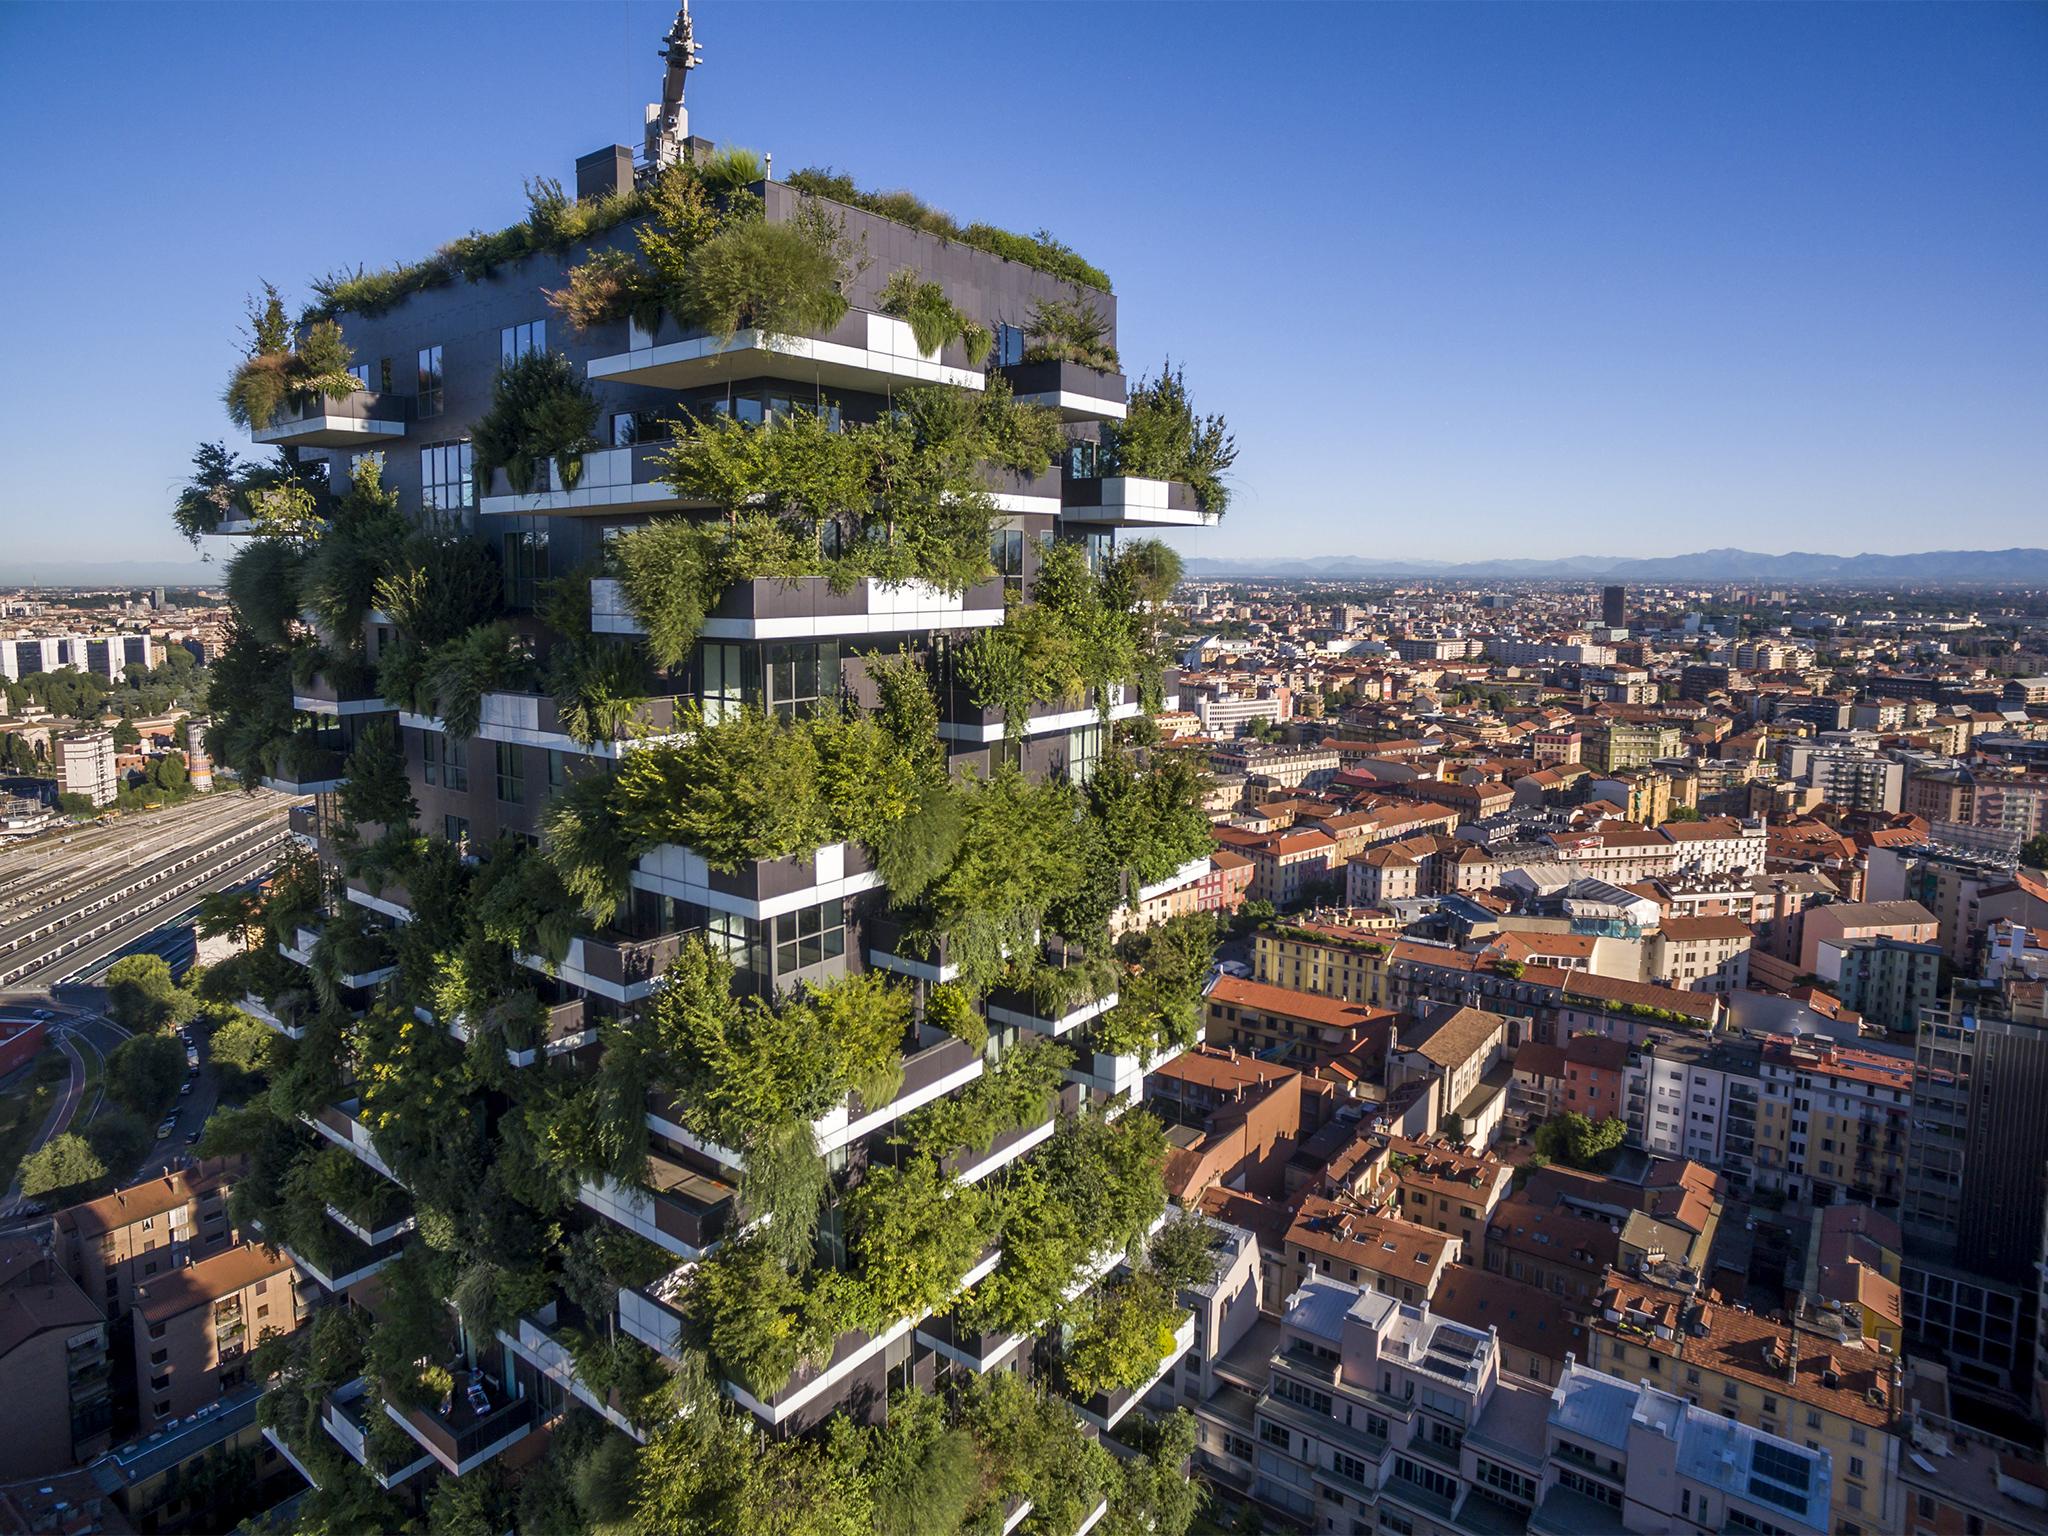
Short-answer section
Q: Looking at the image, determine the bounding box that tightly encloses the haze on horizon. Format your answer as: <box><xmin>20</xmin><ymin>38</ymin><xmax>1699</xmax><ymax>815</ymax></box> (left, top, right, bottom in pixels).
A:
<box><xmin>0</xmin><ymin>0</ymin><xmax>2039</xmax><ymax>567</ymax></box>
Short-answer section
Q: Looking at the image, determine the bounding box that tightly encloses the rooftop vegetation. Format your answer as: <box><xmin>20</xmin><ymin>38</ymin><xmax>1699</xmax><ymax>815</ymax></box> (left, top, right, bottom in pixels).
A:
<box><xmin>785</xmin><ymin>165</ymin><xmax>1113</xmax><ymax>292</ymax></box>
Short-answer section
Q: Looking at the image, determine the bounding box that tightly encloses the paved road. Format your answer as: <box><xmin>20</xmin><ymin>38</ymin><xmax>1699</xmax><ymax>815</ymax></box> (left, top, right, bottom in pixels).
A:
<box><xmin>0</xmin><ymin>1000</ymin><xmax>112</xmax><ymax>1213</ymax></box>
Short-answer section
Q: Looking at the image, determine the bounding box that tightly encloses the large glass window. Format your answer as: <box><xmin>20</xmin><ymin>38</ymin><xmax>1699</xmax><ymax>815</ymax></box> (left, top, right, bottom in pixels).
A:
<box><xmin>501</xmin><ymin>319</ymin><xmax>546</xmax><ymax>363</ymax></box>
<box><xmin>495</xmin><ymin>742</ymin><xmax>524</xmax><ymax>805</ymax></box>
<box><xmin>774</xmin><ymin>899</ymin><xmax>845</xmax><ymax>976</ymax></box>
<box><xmin>699</xmin><ymin>641</ymin><xmax>746</xmax><ymax>723</ymax></box>
<box><xmin>1066</xmin><ymin>722</ymin><xmax>1103</xmax><ymax>785</ymax></box>
<box><xmin>991</xmin><ymin>527</ymin><xmax>1025</xmax><ymax>596</ymax></box>
<box><xmin>417</xmin><ymin>346</ymin><xmax>443</xmax><ymax>417</ymax></box>
<box><xmin>503</xmin><ymin>529</ymin><xmax>551</xmax><ymax>610</ymax></box>
<box><xmin>993</xmin><ymin>323</ymin><xmax>1025</xmax><ymax>368</ymax></box>
<box><xmin>764</xmin><ymin>642</ymin><xmax>839</xmax><ymax>721</ymax></box>
<box><xmin>428</xmin><ymin>732</ymin><xmax>467</xmax><ymax>791</ymax></box>
<box><xmin>421</xmin><ymin>441</ymin><xmax>473</xmax><ymax>511</ymax></box>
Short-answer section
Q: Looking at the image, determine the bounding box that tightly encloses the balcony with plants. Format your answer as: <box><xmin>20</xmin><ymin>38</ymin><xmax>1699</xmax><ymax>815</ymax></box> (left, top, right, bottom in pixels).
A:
<box><xmin>222</xmin><ymin>283</ymin><xmax>404</xmax><ymax>450</ymax></box>
<box><xmin>1000</xmin><ymin>296</ymin><xmax>1128</xmax><ymax>421</ymax></box>
<box><xmin>1060</xmin><ymin>364</ymin><xmax>1235</xmax><ymax>527</ymax></box>
<box><xmin>554</xmin><ymin>156</ymin><xmax>1011</xmax><ymax>394</ymax></box>
<box><xmin>590</xmin><ymin>377</ymin><xmax>1059</xmax><ymax>658</ymax></box>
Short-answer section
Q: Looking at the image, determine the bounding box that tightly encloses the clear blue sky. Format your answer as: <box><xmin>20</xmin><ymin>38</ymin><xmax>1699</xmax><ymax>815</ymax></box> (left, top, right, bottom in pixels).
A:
<box><xmin>1</xmin><ymin>1</ymin><xmax>2042</xmax><ymax>569</ymax></box>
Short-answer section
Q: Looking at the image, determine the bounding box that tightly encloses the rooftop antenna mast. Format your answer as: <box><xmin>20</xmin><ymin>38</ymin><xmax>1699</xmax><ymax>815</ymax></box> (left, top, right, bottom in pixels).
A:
<box><xmin>645</xmin><ymin>0</ymin><xmax>703</xmax><ymax>170</ymax></box>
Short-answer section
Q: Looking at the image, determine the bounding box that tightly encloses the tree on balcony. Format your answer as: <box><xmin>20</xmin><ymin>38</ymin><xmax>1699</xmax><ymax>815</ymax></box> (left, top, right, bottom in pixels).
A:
<box><xmin>1100</xmin><ymin>361</ymin><xmax>1236</xmax><ymax>515</ymax></box>
<box><xmin>471</xmin><ymin>349</ymin><xmax>603</xmax><ymax>495</ymax></box>
<box><xmin>222</xmin><ymin>283</ymin><xmax>358</xmax><ymax>432</ymax></box>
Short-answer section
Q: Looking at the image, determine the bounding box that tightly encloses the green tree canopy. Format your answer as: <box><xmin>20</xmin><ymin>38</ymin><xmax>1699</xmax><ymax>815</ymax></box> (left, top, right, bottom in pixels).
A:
<box><xmin>19</xmin><ymin>1133</ymin><xmax>106</xmax><ymax>1201</ymax></box>
<box><xmin>106</xmin><ymin>1033</ymin><xmax>186</xmax><ymax>1120</ymax></box>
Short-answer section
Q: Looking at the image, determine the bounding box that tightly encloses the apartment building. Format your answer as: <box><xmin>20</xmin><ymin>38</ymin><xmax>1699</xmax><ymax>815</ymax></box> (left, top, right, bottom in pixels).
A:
<box><xmin>54</xmin><ymin>1161</ymin><xmax>238</xmax><ymax>1322</ymax></box>
<box><xmin>1650</xmin><ymin>914</ymin><xmax>1753</xmax><ymax>993</ymax></box>
<box><xmin>1196</xmin><ymin>1272</ymin><xmax>1833</xmax><ymax>1536</ymax></box>
<box><xmin>1205</xmin><ymin>974</ymin><xmax>1396</xmax><ymax>1073</ymax></box>
<box><xmin>1280</xmin><ymin>1196</ymin><xmax>1461</xmax><ymax>1304</ymax></box>
<box><xmin>1253</xmin><ymin>918</ymin><xmax>1397</xmax><ymax>1005</ymax></box>
<box><xmin>1624</xmin><ymin>1033</ymin><xmax>1762</xmax><ymax>1190</ymax></box>
<box><xmin>1796</xmin><ymin>899</ymin><xmax>1940</xmax><ymax>975</ymax></box>
<box><xmin>133</xmin><ymin>1243</ymin><xmax>306</xmax><ymax>1433</ymax></box>
<box><xmin>1387</xmin><ymin>1004</ymin><xmax>1513</xmax><ymax>1148</ymax></box>
<box><xmin>1587</xmin><ymin>1270</ymin><xmax>1897</xmax><ymax>1536</ymax></box>
<box><xmin>1</xmin><ymin>631</ymin><xmax>158</xmax><ymax>682</ymax></box>
<box><xmin>0</xmin><ymin>1235</ymin><xmax>113</xmax><ymax>1477</ymax></box>
<box><xmin>1375</xmin><ymin>1135</ymin><xmax>1515</xmax><ymax>1263</ymax></box>
<box><xmin>56</xmin><ymin>729</ymin><xmax>117</xmax><ymax>807</ymax></box>
<box><xmin>1828</xmin><ymin>935</ymin><xmax>1943</xmax><ymax>1035</ymax></box>
<box><xmin>1754</xmin><ymin>1035</ymin><xmax>1912</xmax><ymax>1212</ymax></box>
<box><xmin>183</xmin><ymin>9</ymin><xmax>1250</xmax><ymax>1513</ymax></box>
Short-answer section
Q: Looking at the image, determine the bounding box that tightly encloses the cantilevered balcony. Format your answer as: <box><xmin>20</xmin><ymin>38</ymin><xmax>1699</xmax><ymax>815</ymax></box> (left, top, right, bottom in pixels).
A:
<box><xmin>522</xmin><ymin>929</ymin><xmax>689</xmax><ymax>1006</ymax></box>
<box><xmin>320</xmin><ymin>1379</ymin><xmax>434</xmax><ymax>1488</ymax></box>
<box><xmin>647</xmin><ymin>1028</ymin><xmax>986</xmax><ymax>1167</ymax></box>
<box><xmin>984</xmin><ymin>981</ymin><xmax>1118</xmax><ymax>1039</ymax></box>
<box><xmin>978</xmin><ymin>461</ymin><xmax>1064</xmax><ymax>515</ymax></box>
<box><xmin>590</xmin><ymin>572</ymin><xmax>1007</xmax><ymax>644</ymax></box>
<box><xmin>291</xmin><ymin>668</ymin><xmax>392</xmax><ymax>718</ymax></box>
<box><xmin>1060</xmin><ymin>474</ymin><xmax>1217</xmax><ymax>528</ymax></box>
<box><xmin>497</xmin><ymin>1306</ymin><xmax>646</xmax><ymax>1442</ymax></box>
<box><xmin>939</xmin><ymin>1081</ymin><xmax>1082</xmax><ymax>1186</ymax></box>
<box><xmin>998</xmin><ymin>358</ymin><xmax>1128</xmax><ymax>422</ymax></box>
<box><xmin>479</xmin><ymin>442</ymin><xmax>714</xmax><ymax>517</ymax></box>
<box><xmin>578</xmin><ymin>1145</ymin><xmax>739</xmax><ymax>1261</ymax></box>
<box><xmin>586</xmin><ymin>309</ymin><xmax>987</xmax><ymax>396</ymax></box>
<box><xmin>722</xmin><ymin>1246</ymin><xmax>1004</xmax><ymax>1430</ymax></box>
<box><xmin>1066</xmin><ymin>1038</ymin><xmax>1193</xmax><ymax>1102</ymax></box>
<box><xmin>913</xmin><ymin>1309</ymin><xmax>1028</xmax><ymax>1374</ymax></box>
<box><xmin>240</xmin><ymin>990</ymin><xmax>309</xmax><ymax>1041</ymax></box>
<box><xmin>399</xmin><ymin>689</ymin><xmax>682</xmax><ymax>760</ymax></box>
<box><xmin>866</xmin><ymin>913</ymin><xmax>965</xmax><ymax>985</ymax></box>
<box><xmin>428</xmin><ymin>997</ymin><xmax>594</xmax><ymax>1068</ymax></box>
<box><xmin>251</xmin><ymin>390</ymin><xmax>411</xmax><ymax>449</ymax></box>
<box><xmin>285</xmin><ymin>1220</ymin><xmax>409</xmax><ymax>1293</ymax></box>
<box><xmin>1068</xmin><ymin>1313</ymin><xmax>1197</xmax><ymax>1432</ymax></box>
<box><xmin>937</xmin><ymin>680</ymin><xmax>1147</xmax><ymax>745</ymax></box>
<box><xmin>385</xmin><ymin>1365</ymin><xmax>535</xmax><ymax>1477</ymax></box>
<box><xmin>258</xmin><ymin>739</ymin><xmax>347</xmax><ymax>795</ymax></box>
<box><xmin>630</xmin><ymin>839</ymin><xmax>881</xmax><ymax>924</ymax></box>
<box><xmin>279</xmin><ymin>923</ymin><xmax>397</xmax><ymax>990</ymax></box>
<box><xmin>305</xmin><ymin>1097</ymin><xmax>401</xmax><ymax>1183</ymax></box>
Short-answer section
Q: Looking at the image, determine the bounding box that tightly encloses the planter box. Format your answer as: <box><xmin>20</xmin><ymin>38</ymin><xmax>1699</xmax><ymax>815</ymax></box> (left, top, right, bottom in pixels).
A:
<box><xmin>1060</xmin><ymin>474</ymin><xmax>1217</xmax><ymax>528</ymax></box>
<box><xmin>999</xmin><ymin>358</ymin><xmax>1128</xmax><ymax>421</ymax></box>
<box><xmin>1070</xmin><ymin>1314</ymin><xmax>1197</xmax><ymax>1432</ymax></box>
<box><xmin>252</xmin><ymin>389</ymin><xmax>410</xmax><ymax>449</ymax></box>
<box><xmin>587</xmin><ymin>308</ymin><xmax>987</xmax><ymax>395</ymax></box>
<box><xmin>631</xmin><ymin>839</ymin><xmax>881</xmax><ymax>922</ymax></box>
<box><xmin>591</xmin><ymin>573</ymin><xmax>1007</xmax><ymax>644</ymax></box>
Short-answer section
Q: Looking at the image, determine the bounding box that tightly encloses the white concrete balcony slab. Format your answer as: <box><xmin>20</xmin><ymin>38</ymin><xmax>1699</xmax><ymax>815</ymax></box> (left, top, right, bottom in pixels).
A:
<box><xmin>1072</xmin><ymin>1314</ymin><xmax>1196</xmax><ymax>1432</ymax></box>
<box><xmin>251</xmin><ymin>391</ymin><xmax>410</xmax><ymax>449</ymax></box>
<box><xmin>479</xmin><ymin>442</ymin><xmax>712</xmax><ymax>517</ymax></box>
<box><xmin>399</xmin><ymin>691</ymin><xmax>683</xmax><ymax>760</ymax></box>
<box><xmin>587</xmin><ymin>311</ymin><xmax>986</xmax><ymax>395</ymax></box>
<box><xmin>590</xmin><ymin>574</ymin><xmax>1006</xmax><ymax>644</ymax></box>
<box><xmin>629</xmin><ymin>839</ymin><xmax>883</xmax><ymax>923</ymax></box>
<box><xmin>1060</xmin><ymin>475</ymin><xmax>1219</xmax><ymax>528</ymax></box>
<box><xmin>303</xmin><ymin>1098</ymin><xmax>402</xmax><ymax>1183</ymax></box>
<box><xmin>1066</xmin><ymin>1039</ymin><xmax>1192</xmax><ymax>1101</ymax></box>
<box><xmin>984</xmin><ymin>988</ymin><xmax>1118</xmax><ymax>1039</ymax></box>
<box><xmin>240</xmin><ymin>992</ymin><xmax>305</xmax><ymax>1041</ymax></box>
<box><xmin>497</xmin><ymin>1313</ymin><xmax>648</xmax><ymax>1443</ymax></box>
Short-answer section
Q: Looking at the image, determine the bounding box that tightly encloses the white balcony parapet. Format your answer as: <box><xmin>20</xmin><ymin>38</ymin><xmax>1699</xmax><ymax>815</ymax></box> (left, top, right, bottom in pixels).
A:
<box><xmin>588</xmin><ymin>312</ymin><xmax>986</xmax><ymax>394</ymax></box>
<box><xmin>479</xmin><ymin>446</ymin><xmax>698</xmax><ymax>517</ymax></box>
<box><xmin>1073</xmin><ymin>1498</ymin><xmax>1112</xmax><ymax>1536</ymax></box>
<box><xmin>952</xmin><ymin>1113</ymin><xmax>1060</xmax><ymax>1187</ymax></box>
<box><xmin>240</xmin><ymin>993</ymin><xmax>305</xmax><ymax>1041</ymax></box>
<box><xmin>589</xmin><ymin>575</ymin><xmax>1004</xmax><ymax>644</ymax></box>
<box><xmin>1060</xmin><ymin>475</ymin><xmax>1219</xmax><ymax>529</ymax></box>
<box><xmin>721</xmin><ymin>1248</ymin><xmax>1003</xmax><ymax>1426</ymax></box>
<box><xmin>1067</xmin><ymin>1039</ymin><xmax>1192</xmax><ymax>1101</ymax></box>
<box><xmin>262</xmin><ymin>1426</ymin><xmax>324</xmax><ymax>1491</ymax></box>
<box><xmin>285</xmin><ymin>1240</ymin><xmax>403</xmax><ymax>1294</ymax></box>
<box><xmin>986</xmin><ymin>990</ymin><xmax>1118</xmax><ymax>1039</ymax></box>
<box><xmin>498</xmin><ymin>1316</ymin><xmax>648</xmax><ymax>1443</ymax></box>
<box><xmin>398</xmin><ymin>693</ymin><xmax>681</xmax><ymax>760</ymax></box>
<box><xmin>324</xmin><ymin>1203</ymin><xmax>415</xmax><ymax>1248</ymax></box>
<box><xmin>1072</xmin><ymin>1314</ymin><xmax>1196</xmax><ymax>1432</ymax></box>
<box><xmin>937</xmin><ymin>691</ymin><xmax>1145</xmax><ymax>745</ymax></box>
<box><xmin>629</xmin><ymin>839</ymin><xmax>884</xmax><ymax>923</ymax></box>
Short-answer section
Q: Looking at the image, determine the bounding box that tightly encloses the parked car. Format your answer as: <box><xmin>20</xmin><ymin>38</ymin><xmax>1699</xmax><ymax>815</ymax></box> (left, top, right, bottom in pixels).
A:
<box><xmin>155</xmin><ymin>1117</ymin><xmax>178</xmax><ymax>1141</ymax></box>
<box><xmin>179</xmin><ymin>1082</ymin><xmax>193</xmax><ymax>1096</ymax></box>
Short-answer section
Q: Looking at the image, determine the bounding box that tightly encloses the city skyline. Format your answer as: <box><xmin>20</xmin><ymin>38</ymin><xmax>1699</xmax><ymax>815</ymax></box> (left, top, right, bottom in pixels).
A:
<box><xmin>1</xmin><ymin>1</ymin><xmax>2042</xmax><ymax>566</ymax></box>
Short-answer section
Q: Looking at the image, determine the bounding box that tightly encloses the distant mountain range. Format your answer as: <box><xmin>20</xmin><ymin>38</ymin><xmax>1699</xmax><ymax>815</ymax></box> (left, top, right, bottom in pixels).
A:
<box><xmin>1180</xmin><ymin>547</ymin><xmax>2048</xmax><ymax>584</ymax></box>
<box><xmin>1</xmin><ymin>558</ymin><xmax>219</xmax><ymax>587</ymax></box>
